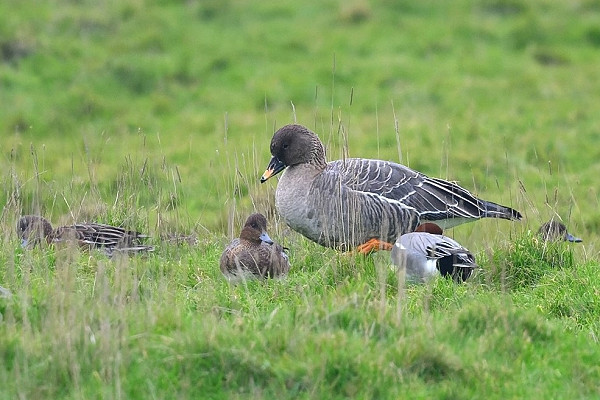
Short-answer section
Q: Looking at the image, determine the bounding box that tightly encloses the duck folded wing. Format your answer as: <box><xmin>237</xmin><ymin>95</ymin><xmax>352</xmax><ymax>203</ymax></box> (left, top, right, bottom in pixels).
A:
<box><xmin>332</xmin><ymin>158</ymin><xmax>521</xmax><ymax>224</ymax></box>
<box><xmin>425</xmin><ymin>241</ymin><xmax>476</xmax><ymax>267</ymax></box>
<box><xmin>70</xmin><ymin>223</ymin><xmax>148</xmax><ymax>247</ymax></box>
<box><xmin>400</xmin><ymin>233</ymin><xmax>472</xmax><ymax>261</ymax></box>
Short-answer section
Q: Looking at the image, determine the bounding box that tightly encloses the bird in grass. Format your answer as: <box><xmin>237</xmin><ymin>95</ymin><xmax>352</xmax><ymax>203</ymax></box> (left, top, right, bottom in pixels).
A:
<box><xmin>0</xmin><ymin>285</ymin><xmax>11</xmax><ymax>299</ymax></box>
<box><xmin>391</xmin><ymin>223</ymin><xmax>478</xmax><ymax>283</ymax></box>
<box><xmin>538</xmin><ymin>220</ymin><xmax>582</xmax><ymax>243</ymax></box>
<box><xmin>220</xmin><ymin>213</ymin><xmax>290</xmax><ymax>282</ymax></box>
<box><xmin>260</xmin><ymin>124</ymin><xmax>522</xmax><ymax>253</ymax></box>
<box><xmin>17</xmin><ymin>215</ymin><xmax>154</xmax><ymax>255</ymax></box>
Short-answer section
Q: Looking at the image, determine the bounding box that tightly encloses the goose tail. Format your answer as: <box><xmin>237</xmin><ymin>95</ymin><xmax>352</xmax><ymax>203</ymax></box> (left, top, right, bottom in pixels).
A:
<box><xmin>480</xmin><ymin>200</ymin><xmax>522</xmax><ymax>221</ymax></box>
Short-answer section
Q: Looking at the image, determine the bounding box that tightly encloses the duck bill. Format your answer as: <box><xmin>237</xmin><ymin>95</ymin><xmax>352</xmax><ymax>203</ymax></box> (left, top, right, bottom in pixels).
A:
<box><xmin>565</xmin><ymin>233</ymin><xmax>582</xmax><ymax>243</ymax></box>
<box><xmin>21</xmin><ymin>238</ymin><xmax>29</xmax><ymax>248</ymax></box>
<box><xmin>260</xmin><ymin>156</ymin><xmax>286</xmax><ymax>183</ymax></box>
<box><xmin>259</xmin><ymin>231</ymin><xmax>274</xmax><ymax>244</ymax></box>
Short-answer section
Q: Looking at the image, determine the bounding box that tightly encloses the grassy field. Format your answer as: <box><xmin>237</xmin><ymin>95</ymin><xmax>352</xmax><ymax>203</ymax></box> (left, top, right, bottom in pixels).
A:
<box><xmin>1</xmin><ymin>0</ymin><xmax>600</xmax><ymax>398</ymax></box>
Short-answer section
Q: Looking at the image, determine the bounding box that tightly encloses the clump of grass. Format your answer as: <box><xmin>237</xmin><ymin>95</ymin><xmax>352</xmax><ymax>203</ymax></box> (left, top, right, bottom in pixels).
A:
<box><xmin>479</xmin><ymin>0</ymin><xmax>527</xmax><ymax>16</ymax></box>
<box><xmin>482</xmin><ymin>231</ymin><xmax>576</xmax><ymax>291</ymax></box>
<box><xmin>339</xmin><ymin>1</ymin><xmax>372</xmax><ymax>24</ymax></box>
<box><xmin>454</xmin><ymin>294</ymin><xmax>555</xmax><ymax>342</ymax></box>
<box><xmin>528</xmin><ymin>261</ymin><xmax>600</xmax><ymax>334</ymax></box>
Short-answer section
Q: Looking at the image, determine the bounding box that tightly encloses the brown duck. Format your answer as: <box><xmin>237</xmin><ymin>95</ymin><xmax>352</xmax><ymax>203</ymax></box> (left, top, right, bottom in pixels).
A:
<box><xmin>220</xmin><ymin>213</ymin><xmax>290</xmax><ymax>282</ymax></box>
<box><xmin>537</xmin><ymin>220</ymin><xmax>582</xmax><ymax>243</ymax></box>
<box><xmin>17</xmin><ymin>215</ymin><xmax>154</xmax><ymax>255</ymax></box>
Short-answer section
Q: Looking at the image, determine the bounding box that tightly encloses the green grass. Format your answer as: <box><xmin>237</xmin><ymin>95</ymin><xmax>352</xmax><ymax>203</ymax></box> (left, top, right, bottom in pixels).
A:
<box><xmin>1</xmin><ymin>0</ymin><xmax>600</xmax><ymax>398</ymax></box>
<box><xmin>1</xmin><ymin>240</ymin><xmax>599</xmax><ymax>398</ymax></box>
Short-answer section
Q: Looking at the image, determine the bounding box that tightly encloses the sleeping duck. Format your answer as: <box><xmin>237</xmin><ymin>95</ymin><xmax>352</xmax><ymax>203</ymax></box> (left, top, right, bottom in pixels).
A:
<box><xmin>391</xmin><ymin>223</ymin><xmax>478</xmax><ymax>283</ymax></box>
<box><xmin>538</xmin><ymin>220</ymin><xmax>582</xmax><ymax>243</ymax></box>
<box><xmin>17</xmin><ymin>215</ymin><xmax>154</xmax><ymax>255</ymax></box>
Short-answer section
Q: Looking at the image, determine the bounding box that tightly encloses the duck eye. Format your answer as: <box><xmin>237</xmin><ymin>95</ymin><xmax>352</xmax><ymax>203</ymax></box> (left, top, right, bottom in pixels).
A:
<box><xmin>282</xmin><ymin>143</ymin><xmax>289</xmax><ymax>150</ymax></box>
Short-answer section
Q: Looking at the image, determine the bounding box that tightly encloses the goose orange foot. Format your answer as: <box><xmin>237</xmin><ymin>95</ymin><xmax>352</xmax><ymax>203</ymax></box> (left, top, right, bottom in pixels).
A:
<box><xmin>356</xmin><ymin>238</ymin><xmax>393</xmax><ymax>254</ymax></box>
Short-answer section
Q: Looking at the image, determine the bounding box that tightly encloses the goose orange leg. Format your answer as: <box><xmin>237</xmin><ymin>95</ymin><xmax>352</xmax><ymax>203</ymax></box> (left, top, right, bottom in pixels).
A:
<box><xmin>356</xmin><ymin>238</ymin><xmax>393</xmax><ymax>254</ymax></box>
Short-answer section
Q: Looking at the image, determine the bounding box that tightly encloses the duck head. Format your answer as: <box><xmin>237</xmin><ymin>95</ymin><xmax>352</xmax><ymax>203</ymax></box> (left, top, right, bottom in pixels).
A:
<box><xmin>414</xmin><ymin>222</ymin><xmax>444</xmax><ymax>235</ymax></box>
<box><xmin>538</xmin><ymin>220</ymin><xmax>582</xmax><ymax>243</ymax></box>
<box><xmin>261</xmin><ymin>124</ymin><xmax>326</xmax><ymax>183</ymax></box>
<box><xmin>17</xmin><ymin>215</ymin><xmax>53</xmax><ymax>247</ymax></box>
<box><xmin>239</xmin><ymin>213</ymin><xmax>274</xmax><ymax>244</ymax></box>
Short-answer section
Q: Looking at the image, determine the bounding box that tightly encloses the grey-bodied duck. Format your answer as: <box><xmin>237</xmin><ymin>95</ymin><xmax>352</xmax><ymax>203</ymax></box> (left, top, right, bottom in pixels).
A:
<box><xmin>391</xmin><ymin>223</ymin><xmax>478</xmax><ymax>283</ymax></box>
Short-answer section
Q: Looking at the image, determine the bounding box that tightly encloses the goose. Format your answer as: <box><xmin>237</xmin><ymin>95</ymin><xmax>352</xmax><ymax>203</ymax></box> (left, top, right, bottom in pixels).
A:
<box><xmin>260</xmin><ymin>124</ymin><xmax>521</xmax><ymax>253</ymax></box>
<box><xmin>220</xmin><ymin>213</ymin><xmax>290</xmax><ymax>282</ymax></box>
<box><xmin>391</xmin><ymin>222</ymin><xmax>478</xmax><ymax>282</ymax></box>
<box><xmin>538</xmin><ymin>220</ymin><xmax>582</xmax><ymax>243</ymax></box>
<box><xmin>17</xmin><ymin>215</ymin><xmax>154</xmax><ymax>255</ymax></box>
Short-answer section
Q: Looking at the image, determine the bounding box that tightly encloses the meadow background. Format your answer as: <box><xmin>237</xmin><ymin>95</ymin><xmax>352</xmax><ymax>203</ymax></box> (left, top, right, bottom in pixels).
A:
<box><xmin>1</xmin><ymin>0</ymin><xmax>600</xmax><ymax>398</ymax></box>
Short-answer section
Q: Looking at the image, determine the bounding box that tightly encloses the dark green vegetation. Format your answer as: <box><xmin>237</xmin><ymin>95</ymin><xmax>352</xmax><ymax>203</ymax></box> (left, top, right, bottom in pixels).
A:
<box><xmin>1</xmin><ymin>0</ymin><xmax>599</xmax><ymax>398</ymax></box>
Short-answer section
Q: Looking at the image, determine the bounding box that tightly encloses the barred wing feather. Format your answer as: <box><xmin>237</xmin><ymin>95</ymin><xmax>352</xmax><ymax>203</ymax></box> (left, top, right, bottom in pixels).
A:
<box><xmin>331</xmin><ymin>158</ymin><xmax>520</xmax><ymax>224</ymax></box>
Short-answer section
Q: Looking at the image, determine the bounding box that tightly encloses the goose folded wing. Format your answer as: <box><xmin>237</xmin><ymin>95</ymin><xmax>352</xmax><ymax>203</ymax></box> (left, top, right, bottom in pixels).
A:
<box><xmin>332</xmin><ymin>158</ymin><xmax>484</xmax><ymax>220</ymax></box>
<box><xmin>318</xmin><ymin>165</ymin><xmax>422</xmax><ymax>242</ymax></box>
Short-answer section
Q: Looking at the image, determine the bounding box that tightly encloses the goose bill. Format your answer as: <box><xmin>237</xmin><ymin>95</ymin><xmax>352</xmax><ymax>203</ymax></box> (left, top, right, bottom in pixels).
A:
<box><xmin>260</xmin><ymin>156</ymin><xmax>286</xmax><ymax>183</ymax></box>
